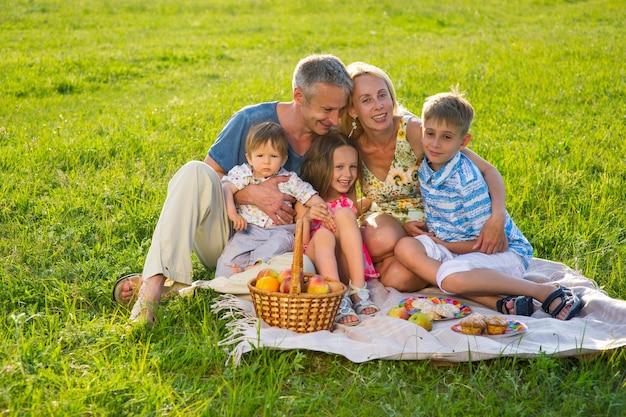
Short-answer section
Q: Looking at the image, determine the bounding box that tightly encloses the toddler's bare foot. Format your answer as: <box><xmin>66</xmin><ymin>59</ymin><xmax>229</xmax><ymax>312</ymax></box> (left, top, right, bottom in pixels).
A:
<box><xmin>231</xmin><ymin>264</ymin><xmax>244</xmax><ymax>274</ymax></box>
<box><xmin>244</xmin><ymin>260</ymin><xmax>264</xmax><ymax>271</ymax></box>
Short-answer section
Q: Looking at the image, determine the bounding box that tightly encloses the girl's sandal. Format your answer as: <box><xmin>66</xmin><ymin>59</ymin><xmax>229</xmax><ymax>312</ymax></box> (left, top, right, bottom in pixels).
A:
<box><xmin>349</xmin><ymin>283</ymin><xmax>380</xmax><ymax>316</ymax></box>
<box><xmin>335</xmin><ymin>293</ymin><xmax>360</xmax><ymax>326</ymax></box>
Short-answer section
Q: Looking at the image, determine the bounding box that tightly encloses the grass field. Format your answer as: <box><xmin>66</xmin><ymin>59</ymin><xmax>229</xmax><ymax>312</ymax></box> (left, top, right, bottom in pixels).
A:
<box><xmin>2</xmin><ymin>0</ymin><xmax>625</xmax><ymax>415</ymax></box>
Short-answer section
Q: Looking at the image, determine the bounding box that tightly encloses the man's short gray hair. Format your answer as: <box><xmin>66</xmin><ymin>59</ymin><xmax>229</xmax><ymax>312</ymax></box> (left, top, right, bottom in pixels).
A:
<box><xmin>292</xmin><ymin>54</ymin><xmax>353</xmax><ymax>100</ymax></box>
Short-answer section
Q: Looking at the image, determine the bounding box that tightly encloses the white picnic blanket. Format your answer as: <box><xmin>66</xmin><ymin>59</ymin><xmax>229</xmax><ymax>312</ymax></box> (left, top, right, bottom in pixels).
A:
<box><xmin>203</xmin><ymin>258</ymin><xmax>626</xmax><ymax>364</ymax></box>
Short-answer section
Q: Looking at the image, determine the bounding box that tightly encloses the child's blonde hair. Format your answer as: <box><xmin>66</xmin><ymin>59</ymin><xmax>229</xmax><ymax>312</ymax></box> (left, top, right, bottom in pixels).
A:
<box><xmin>421</xmin><ymin>88</ymin><xmax>474</xmax><ymax>136</ymax></box>
<box><xmin>300</xmin><ymin>132</ymin><xmax>362</xmax><ymax>200</ymax></box>
<box><xmin>245</xmin><ymin>122</ymin><xmax>289</xmax><ymax>157</ymax></box>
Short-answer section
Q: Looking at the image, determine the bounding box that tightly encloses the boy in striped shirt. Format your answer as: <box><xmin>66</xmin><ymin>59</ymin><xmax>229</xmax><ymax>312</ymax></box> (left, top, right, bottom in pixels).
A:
<box><xmin>394</xmin><ymin>90</ymin><xmax>582</xmax><ymax>320</ymax></box>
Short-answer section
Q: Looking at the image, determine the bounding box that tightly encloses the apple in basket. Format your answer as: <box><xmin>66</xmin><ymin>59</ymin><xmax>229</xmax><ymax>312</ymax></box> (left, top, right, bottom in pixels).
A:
<box><xmin>255</xmin><ymin>269</ymin><xmax>280</xmax><ymax>292</ymax></box>
<box><xmin>277</xmin><ymin>268</ymin><xmax>292</xmax><ymax>284</ymax></box>
<box><xmin>305</xmin><ymin>274</ymin><xmax>331</xmax><ymax>294</ymax></box>
<box><xmin>278</xmin><ymin>268</ymin><xmax>305</xmax><ymax>293</ymax></box>
<box><xmin>279</xmin><ymin>277</ymin><xmax>292</xmax><ymax>294</ymax></box>
<box><xmin>257</xmin><ymin>268</ymin><xmax>279</xmax><ymax>281</ymax></box>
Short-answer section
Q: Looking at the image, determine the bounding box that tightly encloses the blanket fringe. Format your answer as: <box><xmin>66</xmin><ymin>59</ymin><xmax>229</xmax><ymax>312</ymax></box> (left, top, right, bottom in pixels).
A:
<box><xmin>211</xmin><ymin>294</ymin><xmax>259</xmax><ymax>366</ymax></box>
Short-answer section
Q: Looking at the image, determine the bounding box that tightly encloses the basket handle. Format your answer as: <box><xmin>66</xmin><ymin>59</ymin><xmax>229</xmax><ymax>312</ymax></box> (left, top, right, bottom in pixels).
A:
<box><xmin>290</xmin><ymin>219</ymin><xmax>304</xmax><ymax>295</ymax></box>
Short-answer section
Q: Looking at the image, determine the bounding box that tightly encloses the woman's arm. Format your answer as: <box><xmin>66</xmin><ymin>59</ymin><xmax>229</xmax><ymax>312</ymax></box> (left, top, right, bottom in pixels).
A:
<box><xmin>355</xmin><ymin>197</ymin><xmax>371</xmax><ymax>217</ymax></box>
<box><xmin>461</xmin><ymin>148</ymin><xmax>508</xmax><ymax>254</ymax></box>
<box><xmin>404</xmin><ymin>116</ymin><xmax>425</xmax><ymax>160</ymax></box>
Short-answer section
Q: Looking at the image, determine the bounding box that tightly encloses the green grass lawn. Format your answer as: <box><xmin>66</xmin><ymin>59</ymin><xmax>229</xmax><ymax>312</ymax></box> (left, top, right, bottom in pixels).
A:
<box><xmin>2</xmin><ymin>0</ymin><xmax>625</xmax><ymax>415</ymax></box>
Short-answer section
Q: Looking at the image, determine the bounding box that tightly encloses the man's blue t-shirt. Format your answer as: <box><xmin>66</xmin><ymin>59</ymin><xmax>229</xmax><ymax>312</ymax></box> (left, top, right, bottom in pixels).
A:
<box><xmin>207</xmin><ymin>102</ymin><xmax>307</xmax><ymax>175</ymax></box>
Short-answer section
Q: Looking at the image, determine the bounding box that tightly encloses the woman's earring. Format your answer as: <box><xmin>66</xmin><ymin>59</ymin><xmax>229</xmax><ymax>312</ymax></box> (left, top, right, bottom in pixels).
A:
<box><xmin>348</xmin><ymin>118</ymin><xmax>358</xmax><ymax>138</ymax></box>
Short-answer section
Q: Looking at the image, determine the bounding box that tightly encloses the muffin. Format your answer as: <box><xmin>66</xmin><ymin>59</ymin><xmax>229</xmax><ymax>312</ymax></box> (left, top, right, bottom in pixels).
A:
<box><xmin>486</xmin><ymin>315</ymin><xmax>510</xmax><ymax>335</ymax></box>
<box><xmin>459</xmin><ymin>313</ymin><xmax>486</xmax><ymax>335</ymax></box>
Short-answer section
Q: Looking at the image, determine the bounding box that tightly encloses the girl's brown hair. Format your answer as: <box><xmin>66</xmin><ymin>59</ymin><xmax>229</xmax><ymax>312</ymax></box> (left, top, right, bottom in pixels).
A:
<box><xmin>300</xmin><ymin>131</ymin><xmax>362</xmax><ymax>200</ymax></box>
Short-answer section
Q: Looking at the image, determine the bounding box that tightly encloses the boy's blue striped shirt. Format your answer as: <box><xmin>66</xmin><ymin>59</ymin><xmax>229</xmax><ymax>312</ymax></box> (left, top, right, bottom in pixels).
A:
<box><xmin>418</xmin><ymin>152</ymin><xmax>534</xmax><ymax>267</ymax></box>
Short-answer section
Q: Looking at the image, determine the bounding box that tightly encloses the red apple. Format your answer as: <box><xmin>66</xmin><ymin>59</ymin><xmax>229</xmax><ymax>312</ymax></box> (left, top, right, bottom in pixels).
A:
<box><xmin>279</xmin><ymin>277</ymin><xmax>292</xmax><ymax>294</ymax></box>
<box><xmin>277</xmin><ymin>268</ymin><xmax>292</xmax><ymax>284</ymax></box>
<box><xmin>387</xmin><ymin>306</ymin><xmax>410</xmax><ymax>320</ymax></box>
<box><xmin>306</xmin><ymin>274</ymin><xmax>331</xmax><ymax>294</ymax></box>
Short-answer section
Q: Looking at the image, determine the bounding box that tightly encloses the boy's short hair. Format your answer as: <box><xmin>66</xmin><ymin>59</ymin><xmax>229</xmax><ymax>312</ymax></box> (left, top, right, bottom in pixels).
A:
<box><xmin>245</xmin><ymin>122</ymin><xmax>289</xmax><ymax>157</ymax></box>
<box><xmin>292</xmin><ymin>54</ymin><xmax>353</xmax><ymax>101</ymax></box>
<box><xmin>421</xmin><ymin>89</ymin><xmax>474</xmax><ymax>136</ymax></box>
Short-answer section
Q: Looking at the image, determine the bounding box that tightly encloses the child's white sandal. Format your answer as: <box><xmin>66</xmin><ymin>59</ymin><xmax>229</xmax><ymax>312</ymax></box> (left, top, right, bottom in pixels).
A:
<box><xmin>335</xmin><ymin>293</ymin><xmax>360</xmax><ymax>326</ymax></box>
<box><xmin>349</xmin><ymin>283</ymin><xmax>380</xmax><ymax>316</ymax></box>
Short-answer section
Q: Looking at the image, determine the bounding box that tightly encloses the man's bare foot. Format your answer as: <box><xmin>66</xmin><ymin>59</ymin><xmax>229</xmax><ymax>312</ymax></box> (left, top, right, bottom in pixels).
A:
<box><xmin>129</xmin><ymin>274</ymin><xmax>165</xmax><ymax>325</ymax></box>
<box><xmin>121</xmin><ymin>278</ymin><xmax>139</xmax><ymax>302</ymax></box>
<box><xmin>112</xmin><ymin>274</ymin><xmax>142</xmax><ymax>307</ymax></box>
<box><xmin>114</xmin><ymin>273</ymin><xmax>183</xmax><ymax>308</ymax></box>
<box><xmin>135</xmin><ymin>307</ymin><xmax>156</xmax><ymax>328</ymax></box>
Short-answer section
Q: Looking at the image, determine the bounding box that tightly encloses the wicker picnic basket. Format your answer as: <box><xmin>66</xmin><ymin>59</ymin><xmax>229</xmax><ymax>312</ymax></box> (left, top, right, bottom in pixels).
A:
<box><xmin>247</xmin><ymin>220</ymin><xmax>347</xmax><ymax>333</ymax></box>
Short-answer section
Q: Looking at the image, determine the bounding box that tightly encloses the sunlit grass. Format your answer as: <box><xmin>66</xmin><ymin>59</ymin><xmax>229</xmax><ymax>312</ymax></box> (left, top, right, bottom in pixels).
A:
<box><xmin>1</xmin><ymin>0</ymin><xmax>625</xmax><ymax>415</ymax></box>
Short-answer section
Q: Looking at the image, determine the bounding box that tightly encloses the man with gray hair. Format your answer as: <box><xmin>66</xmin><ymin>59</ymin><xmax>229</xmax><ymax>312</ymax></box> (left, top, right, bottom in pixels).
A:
<box><xmin>113</xmin><ymin>54</ymin><xmax>353</xmax><ymax>325</ymax></box>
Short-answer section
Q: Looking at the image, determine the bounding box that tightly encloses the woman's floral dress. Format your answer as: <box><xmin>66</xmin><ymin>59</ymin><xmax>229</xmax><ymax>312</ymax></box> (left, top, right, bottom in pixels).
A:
<box><xmin>361</xmin><ymin>115</ymin><xmax>425</xmax><ymax>223</ymax></box>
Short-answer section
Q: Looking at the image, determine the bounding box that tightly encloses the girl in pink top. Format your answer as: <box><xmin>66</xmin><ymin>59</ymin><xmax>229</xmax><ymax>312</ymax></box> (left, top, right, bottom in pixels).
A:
<box><xmin>299</xmin><ymin>132</ymin><xmax>379</xmax><ymax>326</ymax></box>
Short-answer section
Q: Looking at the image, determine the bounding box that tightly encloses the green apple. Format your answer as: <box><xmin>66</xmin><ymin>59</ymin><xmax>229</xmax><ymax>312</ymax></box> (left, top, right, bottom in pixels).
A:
<box><xmin>409</xmin><ymin>312</ymin><xmax>433</xmax><ymax>331</ymax></box>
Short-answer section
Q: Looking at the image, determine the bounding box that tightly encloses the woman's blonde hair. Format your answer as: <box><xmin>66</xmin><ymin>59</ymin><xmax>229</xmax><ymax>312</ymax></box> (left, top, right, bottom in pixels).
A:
<box><xmin>340</xmin><ymin>62</ymin><xmax>405</xmax><ymax>140</ymax></box>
